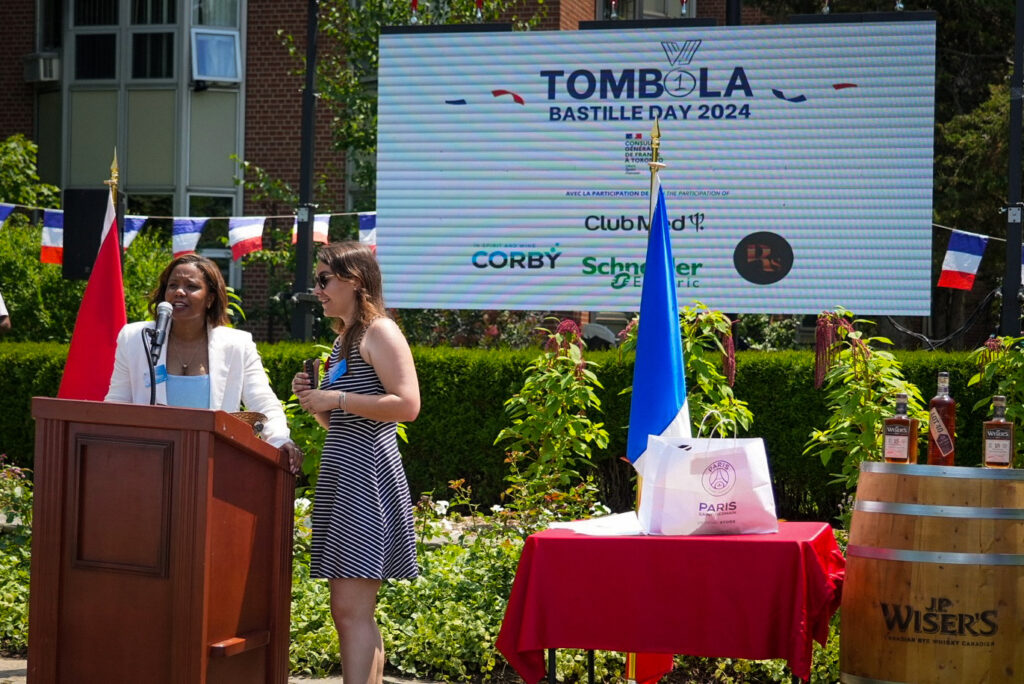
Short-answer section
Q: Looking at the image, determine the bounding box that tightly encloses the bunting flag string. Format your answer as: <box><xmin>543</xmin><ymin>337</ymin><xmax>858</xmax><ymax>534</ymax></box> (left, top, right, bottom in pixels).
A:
<box><xmin>41</xmin><ymin>209</ymin><xmax>64</xmax><ymax>264</ymax></box>
<box><xmin>228</xmin><ymin>217</ymin><xmax>265</xmax><ymax>260</ymax></box>
<box><xmin>0</xmin><ymin>199</ymin><xmax>375</xmax><ymax>263</ymax></box>
<box><xmin>291</xmin><ymin>214</ymin><xmax>330</xmax><ymax>245</ymax></box>
<box><xmin>359</xmin><ymin>212</ymin><xmax>378</xmax><ymax>253</ymax></box>
<box><xmin>123</xmin><ymin>215</ymin><xmax>147</xmax><ymax>250</ymax></box>
<box><xmin>172</xmin><ymin>217</ymin><xmax>210</xmax><ymax>257</ymax></box>
<box><xmin>937</xmin><ymin>230</ymin><xmax>988</xmax><ymax>290</ymax></box>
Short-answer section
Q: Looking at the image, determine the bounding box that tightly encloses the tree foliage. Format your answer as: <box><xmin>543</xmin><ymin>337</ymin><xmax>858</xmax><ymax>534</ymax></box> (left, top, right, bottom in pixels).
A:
<box><xmin>0</xmin><ymin>134</ymin><xmax>59</xmax><ymax>209</ymax></box>
<box><xmin>276</xmin><ymin>0</ymin><xmax>546</xmax><ymax>204</ymax></box>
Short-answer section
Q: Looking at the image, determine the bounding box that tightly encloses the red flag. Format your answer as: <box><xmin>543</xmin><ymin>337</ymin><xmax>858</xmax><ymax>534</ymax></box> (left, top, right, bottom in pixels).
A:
<box><xmin>58</xmin><ymin>190</ymin><xmax>127</xmax><ymax>400</ymax></box>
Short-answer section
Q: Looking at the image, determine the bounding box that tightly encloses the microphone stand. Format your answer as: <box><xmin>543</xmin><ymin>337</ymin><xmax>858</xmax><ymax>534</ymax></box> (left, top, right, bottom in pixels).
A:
<box><xmin>143</xmin><ymin>329</ymin><xmax>159</xmax><ymax>405</ymax></box>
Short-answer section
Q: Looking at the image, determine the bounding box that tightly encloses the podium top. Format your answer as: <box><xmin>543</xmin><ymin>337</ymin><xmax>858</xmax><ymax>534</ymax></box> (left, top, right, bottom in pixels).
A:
<box><xmin>32</xmin><ymin>396</ymin><xmax>286</xmax><ymax>470</ymax></box>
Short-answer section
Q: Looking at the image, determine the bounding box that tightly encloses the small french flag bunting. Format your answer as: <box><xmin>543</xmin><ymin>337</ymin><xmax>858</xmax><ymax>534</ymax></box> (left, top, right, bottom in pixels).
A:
<box><xmin>291</xmin><ymin>214</ymin><xmax>330</xmax><ymax>245</ymax></box>
<box><xmin>358</xmin><ymin>212</ymin><xmax>377</xmax><ymax>253</ymax></box>
<box><xmin>172</xmin><ymin>217</ymin><xmax>209</xmax><ymax>257</ymax></box>
<box><xmin>123</xmin><ymin>216</ymin><xmax>146</xmax><ymax>250</ymax></box>
<box><xmin>41</xmin><ymin>209</ymin><xmax>64</xmax><ymax>264</ymax></box>
<box><xmin>0</xmin><ymin>203</ymin><xmax>15</xmax><ymax>223</ymax></box>
<box><xmin>228</xmin><ymin>216</ymin><xmax>266</xmax><ymax>260</ymax></box>
<box><xmin>937</xmin><ymin>230</ymin><xmax>988</xmax><ymax>290</ymax></box>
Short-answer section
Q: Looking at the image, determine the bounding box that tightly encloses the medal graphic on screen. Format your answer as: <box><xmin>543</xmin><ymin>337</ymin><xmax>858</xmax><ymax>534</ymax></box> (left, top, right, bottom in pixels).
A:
<box><xmin>733</xmin><ymin>232</ymin><xmax>794</xmax><ymax>285</ymax></box>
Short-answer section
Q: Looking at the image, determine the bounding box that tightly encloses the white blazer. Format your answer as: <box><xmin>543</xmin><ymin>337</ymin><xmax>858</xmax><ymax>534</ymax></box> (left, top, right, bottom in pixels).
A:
<box><xmin>105</xmin><ymin>321</ymin><xmax>291</xmax><ymax>447</ymax></box>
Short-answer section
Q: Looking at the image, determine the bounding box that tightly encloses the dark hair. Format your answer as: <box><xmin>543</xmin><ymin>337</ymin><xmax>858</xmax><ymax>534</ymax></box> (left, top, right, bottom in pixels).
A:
<box><xmin>317</xmin><ymin>242</ymin><xmax>388</xmax><ymax>356</ymax></box>
<box><xmin>148</xmin><ymin>254</ymin><xmax>230</xmax><ymax>327</ymax></box>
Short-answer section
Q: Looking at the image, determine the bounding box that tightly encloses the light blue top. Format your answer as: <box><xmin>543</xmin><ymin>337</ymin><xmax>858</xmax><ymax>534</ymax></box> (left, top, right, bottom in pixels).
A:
<box><xmin>166</xmin><ymin>374</ymin><xmax>211</xmax><ymax>409</ymax></box>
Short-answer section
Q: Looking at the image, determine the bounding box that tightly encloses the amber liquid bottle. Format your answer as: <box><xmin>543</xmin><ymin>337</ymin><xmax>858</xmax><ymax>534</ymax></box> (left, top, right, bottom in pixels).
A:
<box><xmin>927</xmin><ymin>371</ymin><xmax>956</xmax><ymax>466</ymax></box>
<box><xmin>983</xmin><ymin>395</ymin><xmax>1014</xmax><ymax>469</ymax></box>
<box><xmin>883</xmin><ymin>393</ymin><xmax>919</xmax><ymax>464</ymax></box>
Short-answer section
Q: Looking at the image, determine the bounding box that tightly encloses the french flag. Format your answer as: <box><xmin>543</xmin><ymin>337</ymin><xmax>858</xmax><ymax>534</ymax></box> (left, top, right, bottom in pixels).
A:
<box><xmin>937</xmin><ymin>230</ymin><xmax>988</xmax><ymax>290</ymax></box>
<box><xmin>172</xmin><ymin>217</ymin><xmax>208</xmax><ymax>257</ymax></box>
<box><xmin>41</xmin><ymin>209</ymin><xmax>64</xmax><ymax>264</ymax></box>
<box><xmin>0</xmin><ymin>203</ymin><xmax>14</xmax><ymax>223</ymax></box>
<box><xmin>358</xmin><ymin>212</ymin><xmax>377</xmax><ymax>254</ymax></box>
<box><xmin>291</xmin><ymin>214</ymin><xmax>330</xmax><ymax>245</ymax></box>
<box><xmin>624</xmin><ymin>176</ymin><xmax>687</xmax><ymax>684</ymax></box>
<box><xmin>228</xmin><ymin>216</ymin><xmax>265</xmax><ymax>260</ymax></box>
<box><xmin>123</xmin><ymin>215</ymin><xmax>147</xmax><ymax>250</ymax></box>
<box><xmin>627</xmin><ymin>178</ymin><xmax>691</xmax><ymax>472</ymax></box>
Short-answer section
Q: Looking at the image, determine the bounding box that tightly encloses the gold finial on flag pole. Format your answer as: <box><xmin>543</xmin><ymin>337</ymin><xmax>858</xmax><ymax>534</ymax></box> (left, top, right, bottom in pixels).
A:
<box><xmin>650</xmin><ymin>118</ymin><xmax>662</xmax><ymax>167</ymax></box>
<box><xmin>104</xmin><ymin>149</ymin><xmax>119</xmax><ymax>203</ymax></box>
<box><xmin>648</xmin><ymin>119</ymin><xmax>665</xmax><ymax>222</ymax></box>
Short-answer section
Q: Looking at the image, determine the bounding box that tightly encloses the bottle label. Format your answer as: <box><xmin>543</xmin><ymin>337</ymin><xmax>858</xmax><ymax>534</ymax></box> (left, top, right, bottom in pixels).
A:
<box><xmin>885</xmin><ymin>424</ymin><xmax>910</xmax><ymax>437</ymax></box>
<box><xmin>929</xmin><ymin>408</ymin><xmax>954</xmax><ymax>458</ymax></box>
<box><xmin>884</xmin><ymin>434</ymin><xmax>910</xmax><ymax>462</ymax></box>
<box><xmin>984</xmin><ymin>429</ymin><xmax>1012</xmax><ymax>465</ymax></box>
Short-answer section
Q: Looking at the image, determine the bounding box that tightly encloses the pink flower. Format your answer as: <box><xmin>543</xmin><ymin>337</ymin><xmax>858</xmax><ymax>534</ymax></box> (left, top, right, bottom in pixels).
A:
<box><xmin>546</xmin><ymin>318</ymin><xmax>583</xmax><ymax>351</ymax></box>
<box><xmin>555</xmin><ymin>318</ymin><xmax>581</xmax><ymax>337</ymax></box>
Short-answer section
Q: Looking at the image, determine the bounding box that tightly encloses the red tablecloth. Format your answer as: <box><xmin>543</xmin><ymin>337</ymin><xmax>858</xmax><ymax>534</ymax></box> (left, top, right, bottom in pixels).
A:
<box><xmin>496</xmin><ymin>521</ymin><xmax>845</xmax><ymax>682</ymax></box>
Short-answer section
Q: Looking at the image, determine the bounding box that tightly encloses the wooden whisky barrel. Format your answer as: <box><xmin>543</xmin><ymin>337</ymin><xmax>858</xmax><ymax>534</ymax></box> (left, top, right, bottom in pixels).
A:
<box><xmin>840</xmin><ymin>462</ymin><xmax>1024</xmax><ymax>684</ymax></box>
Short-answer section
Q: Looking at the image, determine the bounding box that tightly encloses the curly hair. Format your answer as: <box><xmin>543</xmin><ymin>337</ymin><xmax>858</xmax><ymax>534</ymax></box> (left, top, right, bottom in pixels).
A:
<box><xmin>148</xmin><ymin>254</ymin><xmax>231</xmax><ymax>327</ymax></box>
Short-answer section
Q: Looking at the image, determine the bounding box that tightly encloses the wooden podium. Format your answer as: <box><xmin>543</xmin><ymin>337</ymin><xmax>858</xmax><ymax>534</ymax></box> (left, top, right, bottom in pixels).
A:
<box><xmin>28</xmin><ymin>398</ymin><xmax>295</xmax><ymax>684</ymax></box>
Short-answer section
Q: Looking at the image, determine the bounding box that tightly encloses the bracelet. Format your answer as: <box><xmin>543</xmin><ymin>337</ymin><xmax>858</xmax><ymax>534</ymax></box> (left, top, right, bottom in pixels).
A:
<box><xmin>338</xmin><ymin>391</ymin><xmax>347</xmax><ymax>411</ymax></box>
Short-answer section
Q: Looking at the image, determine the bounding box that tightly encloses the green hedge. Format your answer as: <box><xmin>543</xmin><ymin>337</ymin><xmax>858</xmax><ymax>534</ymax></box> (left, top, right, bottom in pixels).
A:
<box><xmin>0</xmin><ymin>342</ymin><xmax>1000</xmax><ymax>522</ymax></box>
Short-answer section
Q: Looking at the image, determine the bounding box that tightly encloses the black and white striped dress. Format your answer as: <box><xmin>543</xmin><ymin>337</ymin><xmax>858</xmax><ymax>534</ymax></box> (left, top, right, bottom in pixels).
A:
<box><xmin>310</xmin><ymin>332</ymin><xmax>418</xmax><ymax>580</ymax></box>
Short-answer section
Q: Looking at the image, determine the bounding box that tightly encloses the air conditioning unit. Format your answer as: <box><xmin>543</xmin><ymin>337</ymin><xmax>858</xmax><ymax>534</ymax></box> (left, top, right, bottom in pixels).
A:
<box><xmin>24</xmin><ymin>53</ymin><xmax>60</xmax><ymax>83</ymax></box>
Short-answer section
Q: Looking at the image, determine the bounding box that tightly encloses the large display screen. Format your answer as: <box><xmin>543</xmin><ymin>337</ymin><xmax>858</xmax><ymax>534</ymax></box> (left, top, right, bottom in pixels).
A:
<box><xmin>376</xmin><ymin>18</ymin><xmax>936</xmax><ymax>314</ymax></box>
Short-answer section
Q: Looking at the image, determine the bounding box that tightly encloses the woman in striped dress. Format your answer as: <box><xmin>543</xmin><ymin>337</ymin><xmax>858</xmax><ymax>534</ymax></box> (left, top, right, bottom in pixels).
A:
<box><xmin>292</xmin><ymin>242</ymin><xmax>420</xmax><ymax>684</ymax></box>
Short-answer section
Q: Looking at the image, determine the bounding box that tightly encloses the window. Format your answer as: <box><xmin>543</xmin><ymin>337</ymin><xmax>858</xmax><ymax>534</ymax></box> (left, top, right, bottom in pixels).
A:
<box><xmin>190</xmin><ymin>195</ymin><xmax>239</xmax><ymax>289</ymax></box>
<box><xmin>598</xmin><ymin>0</ymin><xmax>694</xmax><ymax>20</ymax></box>
<box><xmin>75</xmin><ymin>34</ymin><xmax>117</xmax><ymax>79</ymax></box>
<box><xmin>197</xmin><ymin>248</ymin><xmax>242</xmax><ymax>290</ymax></box>
<box><xmin>189</xmin><ymin>194</ymin><xmax>234</xmax><ymax>218</ymax></box>
<box><xmin>126</xmin><ymin>193</ymin><xmax>173</xmax><ymax>217</ymax></box>
<box><xmin>193</xmin><ymin>0</ymin><xmax>240</xmax><ymax>27</ymax></box>
<box><xmin>41</xmin><ymin>0</ymin><xmax>64</xmax><ymax>49</ymax></box>
<box><xmin>125</xmin><ymin>194</ymin><xmax>173</xmax><ymax>241</ymax></box>
<box><xmin>644</xmin><ymin>0</ymin><xmax>691</xmax><ymax>19</ymax></box>
<box><xmin>75</xmin><ymin>0</ymin><xmax>118</xmax><ymax>26</ymax></box>
<box><xmin>191</xmin><ymin>29</ymin><xmax>241</xmax><ymax>82</ymax></box>
<box><xmin>132</xmin><ymin>0</ymin><xmax>175</xmax><ymax>24</ymax></box>
<box><xmin>132</xmin><ymin>32</ymin><xmax>174</xmax><ymax>78</ymax></box>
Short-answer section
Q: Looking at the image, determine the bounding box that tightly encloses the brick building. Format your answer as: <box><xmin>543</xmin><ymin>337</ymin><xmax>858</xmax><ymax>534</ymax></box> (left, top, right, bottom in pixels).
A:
<box><xmin>1</xmin><ymin>0</ymin><xmax>751</xmax><ymax>341</ymax></box>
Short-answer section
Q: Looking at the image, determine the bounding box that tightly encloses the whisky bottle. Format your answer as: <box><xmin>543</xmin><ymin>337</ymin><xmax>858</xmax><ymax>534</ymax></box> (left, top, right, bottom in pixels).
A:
<box><xmin>927</xmin><ymin>371</ymin><xmax>956</xmax><ymax>466</ymax></box>
<box><xmin>883</xmin><ymin>393</ymin><xmax>918</xmax><ymax>464</ymax></box>
<box><xmin>983</xmin><ymin>395</ymin><xmax>1014</xmax><ymax>469</ymax></box>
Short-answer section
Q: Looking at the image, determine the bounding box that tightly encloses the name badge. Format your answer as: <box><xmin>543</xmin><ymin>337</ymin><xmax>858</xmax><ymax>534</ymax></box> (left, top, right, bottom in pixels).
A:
<box><xmin>145</xmin><ymin>364</ymin><xmax>168</xmax><ymax>388</ymax></box>
<box><xmin>328</xmin><ymin>358</ymin><xmax>347</xmax><ymax>383</ymax></box>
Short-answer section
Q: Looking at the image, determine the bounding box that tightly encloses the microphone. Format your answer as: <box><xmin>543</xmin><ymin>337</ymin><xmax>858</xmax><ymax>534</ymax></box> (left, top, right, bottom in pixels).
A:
<box><xmin>149</xmin><ymin>301</ymin><xmax>174</xmax><ymax>365</ymax></box>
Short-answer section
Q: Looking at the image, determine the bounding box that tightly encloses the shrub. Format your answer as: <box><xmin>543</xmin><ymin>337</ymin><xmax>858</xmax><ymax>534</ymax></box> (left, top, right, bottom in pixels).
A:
<box><xmin>0</xmin><ymin>223</ymin><xmax>172</xmax><ymax>343</ymax></box>
<box><xmin>0</xmin><ymin>343</ymin><xmax>999</xmax><ymax>522</ymax></box>
<box><xmin>0</xmin><ymin>455</ymin><xmax>32</xmax><ymax>656</ymax></box>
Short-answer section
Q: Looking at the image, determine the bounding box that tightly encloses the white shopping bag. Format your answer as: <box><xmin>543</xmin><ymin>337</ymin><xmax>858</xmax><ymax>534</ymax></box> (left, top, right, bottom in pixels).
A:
<box><xmin>637</xmin><ymin>434</ymin><xmax>778</xmax><ymax>536</ymax></box>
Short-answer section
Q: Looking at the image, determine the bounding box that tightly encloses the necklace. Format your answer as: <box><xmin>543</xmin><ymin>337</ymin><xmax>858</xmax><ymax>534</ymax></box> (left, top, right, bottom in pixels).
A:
<box><xmin>175</xmin><ymin>337</ymin><xmax>207</xmax><ymax>374</ymax></box>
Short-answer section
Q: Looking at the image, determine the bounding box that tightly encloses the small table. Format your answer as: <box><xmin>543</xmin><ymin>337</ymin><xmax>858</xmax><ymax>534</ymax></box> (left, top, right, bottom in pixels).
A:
<box><xmin>496</xmin><ymin>521</ymin><xmax>845</xmax><ymax>682</ymax></box>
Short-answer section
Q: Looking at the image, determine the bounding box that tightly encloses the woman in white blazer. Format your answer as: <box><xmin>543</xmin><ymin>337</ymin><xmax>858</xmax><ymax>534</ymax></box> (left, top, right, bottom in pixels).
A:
<box><xmin>105</xmin><ymin>254</ymin><xmax>302</xmax><ymax>472</ymax></box>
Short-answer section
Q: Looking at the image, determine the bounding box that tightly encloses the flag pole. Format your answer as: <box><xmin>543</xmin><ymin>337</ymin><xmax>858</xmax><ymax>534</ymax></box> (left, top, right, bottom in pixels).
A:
<box><xmin>636</xmin><ymin>117</ymin><xmax>664</xmax><ymax>510</ymax></box>
<box><xmin>104</xmin><ymin>149</ymin><xmax>119</xmax><ymax>202</ymax></box>
<box><xmin>626</xmin><ymin>118</ymin><xmax>667</xmax><ymax>684</ymax></box>
<box><xmin>104</xmin><ymin>149</ymin><xmax>125</xmax><ymax>272</ymax></box>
